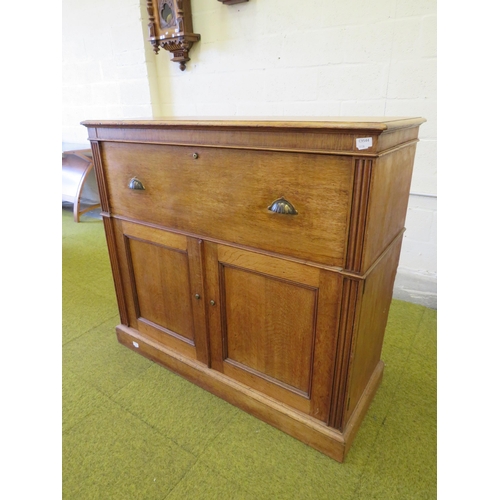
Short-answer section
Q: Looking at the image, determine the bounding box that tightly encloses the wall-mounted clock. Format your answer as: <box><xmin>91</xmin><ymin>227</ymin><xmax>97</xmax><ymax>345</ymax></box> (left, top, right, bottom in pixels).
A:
<box><xmin>146</xmin><ymin>0</ymin><xmax>200</xmax><ymax>71</ymax></box>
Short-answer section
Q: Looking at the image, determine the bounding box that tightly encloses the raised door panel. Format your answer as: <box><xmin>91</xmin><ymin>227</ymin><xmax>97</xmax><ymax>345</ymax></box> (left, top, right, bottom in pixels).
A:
<box><xmin>128</xmin><ymin>237</ymin><xmax>194</xmax><ymax>341</ymax></box>
<box><xmin>223</xmin><ymin>265</ymin><xmax>317</xmax><ymax>396</ymax></box>
<box><xmin>113</xmin><ymin>219</ymin><xmax>209</xmax><ymax>363</ymax></box>
<box><xmin>205</xmin><ymin>242</ymin><xmax>342</xmax><ymax>422</ymax></box>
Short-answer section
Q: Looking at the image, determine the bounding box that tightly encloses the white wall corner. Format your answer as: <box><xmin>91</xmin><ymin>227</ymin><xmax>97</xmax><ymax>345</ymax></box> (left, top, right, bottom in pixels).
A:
<box><xmin>393</xmin><ymin>268</ymin><xmax>437</xmax><ymax>309</ymax></box>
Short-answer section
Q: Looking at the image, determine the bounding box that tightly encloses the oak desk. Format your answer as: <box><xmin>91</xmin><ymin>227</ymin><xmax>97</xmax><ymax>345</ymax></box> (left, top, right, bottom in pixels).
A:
<box><xmin>82</xmin><ymin>117</ymin><xmax>425</xmax><ymax>462</ymax></box>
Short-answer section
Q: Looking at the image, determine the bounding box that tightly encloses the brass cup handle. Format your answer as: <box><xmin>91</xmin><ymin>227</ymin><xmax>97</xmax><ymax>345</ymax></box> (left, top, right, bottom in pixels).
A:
<box><xmin>267</xmin><ymin>197</ymin><xmax>298</xmax><ymax>215</ymax></box>
<box><xmin>128</xmin><ymin>177</ymin><xmax>145</xmax><ymax>190</ymax></box>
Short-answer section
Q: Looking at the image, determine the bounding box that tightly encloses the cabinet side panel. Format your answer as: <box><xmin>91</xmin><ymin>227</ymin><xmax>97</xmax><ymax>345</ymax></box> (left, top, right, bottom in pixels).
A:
<box><xmin>361</xmin><ymin>144</ymin><xmax>417</xmax><ymax>271</ymax></box>
<box><xmin>345</xmin><ymin>234</ymin><xmax>403</xmax><ymax>424</ymax></box>
<box><xmin>377</xmin><ymin>126</ymin><xmax>420</xmax><ymax>152</ymax></box>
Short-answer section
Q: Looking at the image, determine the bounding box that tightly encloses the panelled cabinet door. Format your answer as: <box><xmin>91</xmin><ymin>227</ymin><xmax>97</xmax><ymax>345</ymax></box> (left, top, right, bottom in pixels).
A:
<box><xmin>204</xmin><ymin>242</ymin><xmax>342</xmax><ymax>423</ymax></box>
<box><xmin>113</xmin><ymin>219</ymin><xmax>209</xmax><ymax>364</ymax></box>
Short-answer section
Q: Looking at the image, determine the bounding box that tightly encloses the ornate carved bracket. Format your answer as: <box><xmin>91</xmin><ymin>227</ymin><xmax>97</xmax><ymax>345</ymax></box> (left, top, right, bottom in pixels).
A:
<box><xmin>146</xmin><ymin>0</ymin><xmax>200</xmax><ymax>71</ymax></box>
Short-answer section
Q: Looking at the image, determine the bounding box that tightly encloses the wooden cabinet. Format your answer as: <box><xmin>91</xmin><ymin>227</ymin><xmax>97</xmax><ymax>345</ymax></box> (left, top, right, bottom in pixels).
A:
<box><xmin>82</xmin><ymin>117</ymin><xmax>425</xmax><ymax>462</ymax></box>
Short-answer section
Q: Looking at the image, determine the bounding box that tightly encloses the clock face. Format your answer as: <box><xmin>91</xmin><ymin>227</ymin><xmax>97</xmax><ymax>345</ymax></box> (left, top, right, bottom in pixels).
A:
<box><xmin>159</xmin><ymin>0</ymin><xmax>176</xmax><ymax>30</ymax></box>
<box><xmin>161</xmin><ymin>3</ymin><xmax>173</xmax><ymax>24</ymax></box>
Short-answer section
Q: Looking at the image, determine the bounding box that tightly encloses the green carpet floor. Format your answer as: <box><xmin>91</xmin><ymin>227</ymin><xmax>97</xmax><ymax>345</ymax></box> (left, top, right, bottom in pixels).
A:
<box><xmin>62</xmin><ymin>208</ymin><xmax>437</xmax><ymax>499</ymax></box>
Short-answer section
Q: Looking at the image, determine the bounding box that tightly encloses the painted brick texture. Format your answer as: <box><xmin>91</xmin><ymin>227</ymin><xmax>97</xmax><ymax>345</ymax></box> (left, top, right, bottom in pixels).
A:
<box><xmin>62</xmin><ymin>0</ymin><xmax>155</xmax><ymax>144</ymax></box>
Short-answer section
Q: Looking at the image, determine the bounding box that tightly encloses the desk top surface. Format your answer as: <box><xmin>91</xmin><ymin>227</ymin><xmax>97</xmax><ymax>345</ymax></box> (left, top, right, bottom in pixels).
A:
<box><xmin>81</xmin><ymin>116</ymin><xmax>426</xmax><ymax>132</ymax></box>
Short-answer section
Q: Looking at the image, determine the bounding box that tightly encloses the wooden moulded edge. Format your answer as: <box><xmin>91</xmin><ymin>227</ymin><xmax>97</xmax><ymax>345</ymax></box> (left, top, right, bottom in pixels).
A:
<box><xmin>115</xmin><ymin>324</ymin><xmax>384</xmax><ymax>462</ymax></box>
<box><xmin>82</xmin><ymin>118</ymin><xmax>425</xmax><ymax>156</ymax></box>
<box><xmin>81</xmin><ymin>117</ymin><xmax>426</xmax><ymax>131</ymax></box>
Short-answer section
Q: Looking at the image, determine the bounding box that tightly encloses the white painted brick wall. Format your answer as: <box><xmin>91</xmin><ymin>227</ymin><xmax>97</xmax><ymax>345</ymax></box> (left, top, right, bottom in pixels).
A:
<box><xmin>62</xmin><ymin>0</ymin><xmax>154</xmax><ymax>145</ymax></box>
<box><xmin>61</xmin><ymin>0</ymin><xmax>437</xmax><ymax>306</ymax></box>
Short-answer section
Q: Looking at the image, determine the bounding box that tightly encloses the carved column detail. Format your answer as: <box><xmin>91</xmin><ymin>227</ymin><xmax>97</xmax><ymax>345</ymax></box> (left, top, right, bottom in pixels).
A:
<box><xmin>146</xmin><ymin>0</ymin><xmax>159</xmax><ymax>53</ymax></box>
<box><xmin>103</xmin><ymin>216</ymin><xmax>130</xmax><ymax>326</ymax></box>
<box><xmin>90</xmin><ymin>141</ymin><xmax>129</xmax><ymax>326</ymax></box>
<box><xmin>90</xmin><ymin>141</ymin><xmax>109</xmax><ymax>214</ymax></box>
<box><xmin>345</xmin><ymin>158</ymin><xmax>373</xmax><ymax>273</ymax></box>
<box><xmin>329</xmin><ymin>277</ymin><xmax>361</xmax><ymax>431</ymax></box>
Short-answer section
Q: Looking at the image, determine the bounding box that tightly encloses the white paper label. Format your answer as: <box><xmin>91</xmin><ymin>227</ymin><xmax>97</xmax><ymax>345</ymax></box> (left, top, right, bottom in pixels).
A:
<box><xmin>132</xmin><ymin>341</ymin><xmax>139</xmax><ymax>348</ymax></box>
<box><xmin>356</xmin><ymin>137</ymin><xmax>373</xmax><ymax>150</ymax></box>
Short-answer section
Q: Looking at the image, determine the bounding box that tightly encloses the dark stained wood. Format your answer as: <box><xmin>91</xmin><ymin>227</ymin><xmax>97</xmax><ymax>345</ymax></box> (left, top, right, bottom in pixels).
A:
<box><xmin>146</xmin><ymin>0</ymin><xmax>200</xmax><ymax>70</ymax></box>
<box><xmin>82</xmin><ymin>117</ymin><xmax>424</xmax><ymax>462</ymax></box>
